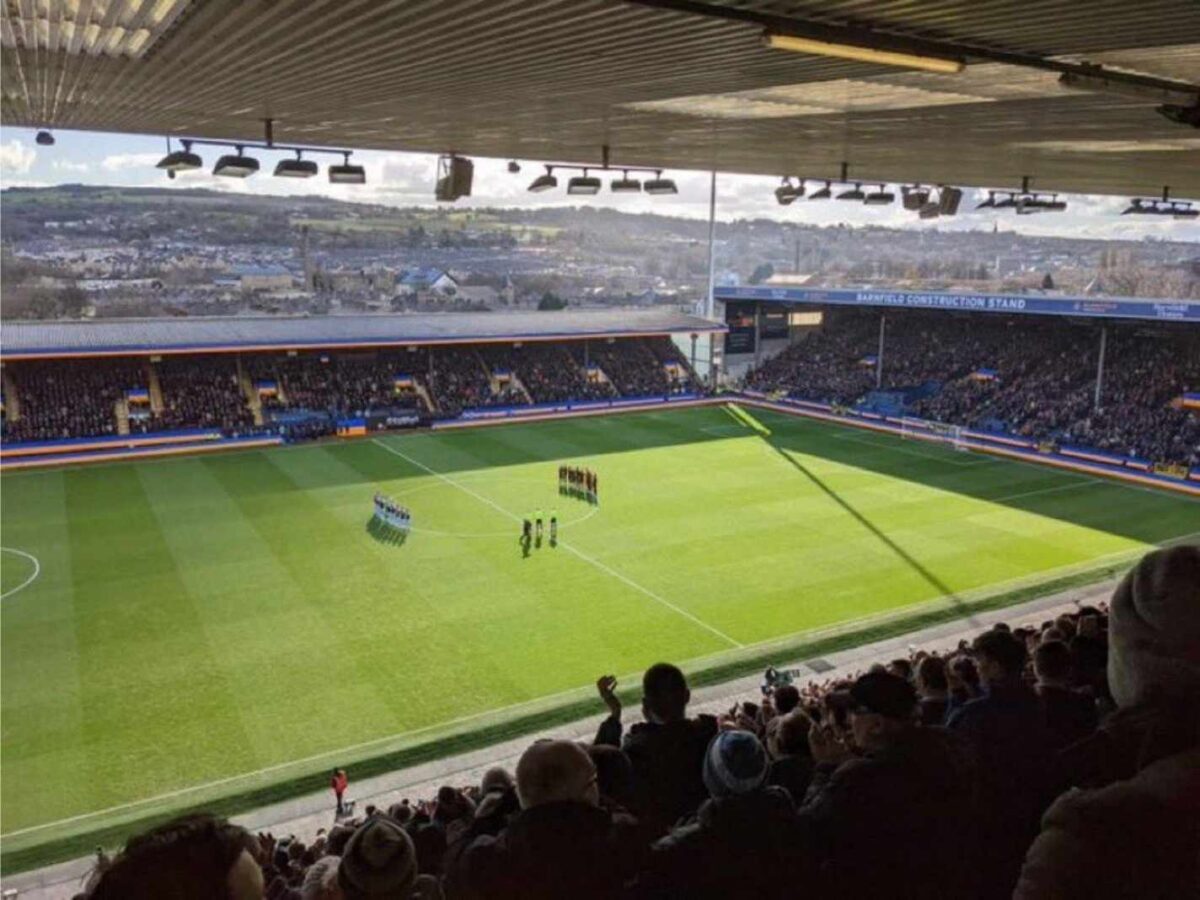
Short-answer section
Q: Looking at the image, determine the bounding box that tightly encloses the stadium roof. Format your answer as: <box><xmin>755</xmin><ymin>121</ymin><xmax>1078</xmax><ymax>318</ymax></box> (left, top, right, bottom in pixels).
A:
<box><xmin>0</xmin><ymin>309</ymin><xmax>725</xmax><ymax>359</ymax></box>
<box><xmin>2</xmin><ymin>2</ymin><xmax>1199</xmax><ymax>197</ymax></box>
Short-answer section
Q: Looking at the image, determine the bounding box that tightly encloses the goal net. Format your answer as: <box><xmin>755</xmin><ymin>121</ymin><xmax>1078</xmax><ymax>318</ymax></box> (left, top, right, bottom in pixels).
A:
<box><xmin>900</xmin><ymin>417</ymin><xmax>969</xmax><ymax>452</ymax></box>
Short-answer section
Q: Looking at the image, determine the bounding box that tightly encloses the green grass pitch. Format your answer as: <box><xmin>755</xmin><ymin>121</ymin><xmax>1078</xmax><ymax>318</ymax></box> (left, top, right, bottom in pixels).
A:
<box><xmin>2</xmin><ymin>403</ymin><xmax>1197</xmax><ymax>858</ymax></box>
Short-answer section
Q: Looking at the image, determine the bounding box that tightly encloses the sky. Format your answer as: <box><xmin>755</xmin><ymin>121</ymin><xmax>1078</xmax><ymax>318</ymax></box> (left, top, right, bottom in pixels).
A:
<box><xmin>2</xmin><ymin>126</ymin><xmax>1198</xmax><ymax>243</ymax></box>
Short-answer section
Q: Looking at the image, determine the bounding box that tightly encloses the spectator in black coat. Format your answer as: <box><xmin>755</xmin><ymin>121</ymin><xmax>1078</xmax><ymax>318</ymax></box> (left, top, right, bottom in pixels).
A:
<box><xmin>947</xmin><ymin>629</ymin><xmax>1056</xmax><ymax>899</ymax></box>
<box><xmin>594</xmin><ymin>665</ymin><xmax>718</xmax><ymax>834</ymax></box>
<box><xmin>915</xmin><ymin>655</ymin><xmax>950</xmax><ymax>726</ymax></box>
<box><xmin>798</xmin><ymin>672</ymin><xmax>979</xmax><ymax>900</ymax></box>
<box><xmin>1034</xmin><ymin>640</ymin><xmax>1099</xmax><ymax>751</ymax></box>
<box><xmin>765</xmin><ymin>709</ymin><xmax>815</xmax><ymax>802</ymax></box>
<box><xmin>445</xmin><ymin>740</ymin><xmax>643</xmax><ymax>900</ymax></box>
<box><xmin>636</xmin><ymin>730</ymin><xmax>813</xmax><ymax>899</ymax></box>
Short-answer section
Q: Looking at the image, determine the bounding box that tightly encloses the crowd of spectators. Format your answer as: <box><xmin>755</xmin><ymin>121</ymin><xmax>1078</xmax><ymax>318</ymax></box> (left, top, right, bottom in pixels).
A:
<box><xmin>77</xmin><ymin>544</ymin><xmax>1200</xmax><ymax>899</ymax></box>
<box><xmin>2</xmin><ymin>359</ymin><xmax>143</xmax><ymax>442</ymax></box>
<box><xmin>744</xmin><ymin>309</ymin><xmax>1200</xmax><ymax>466</ymax></box>
<box><xmin>569</xmin><ymin>339</ymin><xmax>694</xmax><ymax>398</ymax></box>
<box><xmin>478</xmin><ymin>344</ymin><xmax>616</xmax><ymax>404</ymax></box>
<box><xmin>142</xmin><ymin>357</ymin><xmax>257</xmax><ymax>434</ymax></box>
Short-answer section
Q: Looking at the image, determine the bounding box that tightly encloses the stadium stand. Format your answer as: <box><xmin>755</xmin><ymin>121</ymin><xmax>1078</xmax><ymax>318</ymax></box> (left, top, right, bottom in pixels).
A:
<box><xmin>745</xmin><ymin>309</ymin><xmax>1200</xmax><ymax>467</ymax></box>
<box><xmin>80</xmin><ymin>545</ymin><xmax>1200</xmax><ymax>900</ymax></box>
<box><xmin>2</xmin><ymin>358</ymin><xmax>143</xmax><ymax>442</ymax></box>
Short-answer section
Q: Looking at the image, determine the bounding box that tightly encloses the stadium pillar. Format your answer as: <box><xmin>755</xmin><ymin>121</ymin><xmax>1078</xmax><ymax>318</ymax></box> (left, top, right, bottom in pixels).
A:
<box><xmin>705</xmin><ymin>170</ymin><xmax>717</xmax><ymax>321</ymax></box>
<box><xmin>876</xmin><ymin>314</ymin><xmax>886</xmax><ymax>389</ymax></box>
<box><xmin>1094</xmin><ymin>325</ymin><xmax>1107</xmax><ymax>410</ymax></box>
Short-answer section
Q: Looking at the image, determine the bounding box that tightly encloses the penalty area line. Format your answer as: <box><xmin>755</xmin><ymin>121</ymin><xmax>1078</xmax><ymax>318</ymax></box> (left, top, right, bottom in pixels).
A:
<box><xmin>370</xmin><ymin>438</ymin><xmax>742</xmax><ymax>650</ymax></box>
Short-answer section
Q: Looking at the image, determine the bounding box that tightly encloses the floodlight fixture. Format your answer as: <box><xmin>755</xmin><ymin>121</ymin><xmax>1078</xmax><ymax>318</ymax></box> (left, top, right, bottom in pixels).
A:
<box><xmin>213</xmin><ymin>146</ymin><xmax>259</xmax><ymax>178</ymax></box>
<box><xmin>1170</xmin><ymin>202</ymin><xmax>1199</xmax><ymax>219</ymax></box>
<box><xmin>918</xmin><ymin>201</ymin><xmax>942</xmax><ymax>219</ymax></box>
<box><xmin>329</xmin><ymin>152</ymin><xmax>366</xmax><ymax>184</ymax></box>
<box><xmin>864</xmin><ymin>185</ymin><xmax>895</xmax><ymax>205</ymax></box>
<box><xmin>35</xmin><ymin>130</ymin><xmax>55</xmax><ymax>146</ymax></box>
<box><xmin>763</xmin><ymin>31</ymin><xmax>964</xmax><ymax>74</ymax></box>
<box><xmin>975</xmin><ymin>191</ymin><xmax>997</xmax><ymax>209</ymax></box>
<box><xmin>1121</xmin><ymin>199</ymin><xmax>1145</xmax><ymax>215</ymax></box>
<box><xmin>507</xmin><ymin>160</ymin><xmax>521</xmax><ymax>173</ymax></box>
<box><xmin>809</xmin><ymin>181</ymin><xmax>832</xmax><ymax>200</ymax></box>
<box><xmin>157</xmin><ymin>139</ymin><xmax>202</xmax><ymax>174</ymax></box>
<box><xmin>837</xmin><ymin>182</ymin><xmax>865</xmax><ymax>201</ymax></box>
<box><xmin>938</xmin><ymin>186</ymin><xmax>963</xmax><ymax>215</ymax></box>
<box><xmin>275</xmin><ymin>150</ymin><xmax>318</xmax><ymax>178</ymax></box>
<box><xmin>528</xmin><ymin>167</ymin><xmax>558</xmax><ymax>192</ymax></box>
<box><xmin>611</xmin><ymin>171</ymin><xmax>642</xmax><ymax>193</ymax></box>
<box><xmin>775</xmin><ymin>177</ymin><xmax>803</xmax><ymax>205</ymax></box>
<box><xmin>643</xmin><ymin>171</ymin><xmax>678</xmax><ymax>195</ymax></box>
<box><xmin>992</xmin><ymin>193</ymin><xmax>1017</xmax><ymax>210</ymax></box>
<box><xmin>567</xmin><ymin>169</ymin><xmax>602</xmax><ymax>195</ymax></box>
<box><xmin>902</xmin><ymin>185</ymin><xmax>929</xmax><ymax>210</ymax></box>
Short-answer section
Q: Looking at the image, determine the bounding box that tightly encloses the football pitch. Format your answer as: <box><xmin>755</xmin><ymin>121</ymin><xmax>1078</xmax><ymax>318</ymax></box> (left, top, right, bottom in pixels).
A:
<box><xmin>2</xmin><ymin>403</ymin><xmax>1197</xmax><ymax>864</ymax></box>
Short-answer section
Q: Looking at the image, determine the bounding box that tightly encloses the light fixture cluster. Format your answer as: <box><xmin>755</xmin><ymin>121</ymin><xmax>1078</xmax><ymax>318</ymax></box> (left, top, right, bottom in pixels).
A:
<box><xmin>773</xmin><ymin>176</ymin><xmax>894</xmax><ymax>206</ymax></box>
<box><xmin>901</xmin><ymin>185</ymin><xmax>963</xmax><ymax>219</ymax></box>
<box><xmin>156</xmin><ymin>123</ymin><xmax>365</xmax><ymax>184</ymax></box>
<box><xmin>1122</xmin><ymin>187</ymin><xmax>1198</xmax><ymax>219</ymax></box>
<box><xmin>774</xmin><ymin>164</ymin><xmax>964</xmax><ymax>217</ymax></box>
<box><xmin>974</xmin><ymin>177</ymin><xmax>1067</xmax><ymax>215</ymax></box>
<box><xmin>524</xmin><ymin>146</ymin><xmax>677</xmax><ymax>196</ymax></box>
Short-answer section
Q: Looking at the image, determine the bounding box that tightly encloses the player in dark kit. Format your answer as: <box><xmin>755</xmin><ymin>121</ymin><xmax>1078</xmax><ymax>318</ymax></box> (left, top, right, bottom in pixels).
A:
<box><xmin>521</xmin><ymin>516</ymin><xmax>532</xmax><ymax>541</ymax></box>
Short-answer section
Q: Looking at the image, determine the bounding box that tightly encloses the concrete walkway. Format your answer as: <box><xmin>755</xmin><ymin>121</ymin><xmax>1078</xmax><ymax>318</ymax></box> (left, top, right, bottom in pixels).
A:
<box><xmin>2</xmin><ymin>579</ymin><xmax>1116</xmax><ymax>899</ymax></box>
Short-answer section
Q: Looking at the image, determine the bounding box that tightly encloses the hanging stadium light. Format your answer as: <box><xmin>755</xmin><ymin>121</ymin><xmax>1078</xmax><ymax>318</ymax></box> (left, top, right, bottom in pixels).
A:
<box><xmin>157</xmin><ymin>139</ymin><xmax>202</xmax><ymax>174</ymax></box>
<box><xmin>901</xmin><ymin>185</ymin><xmax>929</xmax><ymax>211</ymax></box>
<box><xmin>809</xmin><ymin>180</ymin><xmax>832</xmax><ymax>200</ymax></box>
<box><xmin>275</xmin><ymin>150</ymin><xmax>319</xmax><ymax>178</ymax></box>
<box><xmin>35</xmin><ymin>130</ymin><xmax>55</xmax><ymax>146</ymax></box>
<box><xmin>643</xmin><ymin>171</ymin><xmax>678</xmax><ymax>195</ymax></box>
<box><xmin>213</xmin><ymin>146</ymin><xmax>260</xmax><ymax>178</ymax></box>
<box><xmin>567</xmin><ymin>169</ymin><xmax>602</xmax><ymax>195</ymax></box>
<box><xmin>507</xmin><ymin>160</ymin><xmax>521</xmax><ymax>173</ymax></box>
<box><xmin>774</xmin><ymin>177</ymin><xmax>803</xmax><ymax>205</ymax></box>
<box><xmin>329</xmin><ymin>151</ymin><xmax>366</xmax><ymax>184</ymax></box>
<box><xmin>938</xmin><ymin>186</ymin><xmax>963</xmax><ymax>215</ymax></box>
<box><xmin>975</xmin><ymin>191</ymin><xmax>997</xmax><ymax>209</ymax></box>
<box><xmin>863</xmin><ymin>184</ymin><xmax>895</xmax><ymax>205</ymax></box>
<box><xmin>611</xmin><ymin>170</ymin><xmax>642</xmax><ymax>193</ymax></box>
<box><xmin>992</xmin><ymin>192</ymin><xmax>1017</xmax><ymax>210</ymax></box>
<box><xmin>837</xmin><ymin>182</ymin><xmax>865</xmax><ymax>201</ymax></box>
<box><xmin>527</xmin><ymin>166</ymin><xmax>558</xmax><ymax>192</ymax></box>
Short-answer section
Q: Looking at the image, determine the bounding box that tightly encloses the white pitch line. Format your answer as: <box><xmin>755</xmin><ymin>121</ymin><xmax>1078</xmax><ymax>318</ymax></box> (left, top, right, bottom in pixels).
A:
<box><xmin>988</xmin><ymin>478</ymin><xmax>1102</xmax><ymax>504</ymax></box>
<box><xmin>370</xmin><ymin>438</ymin><xmax>743</xmax><ymax>649</ymax></box>
<box><xmin>0</xmin><ymin>547</ymin><xmax>41</xmax><ymax>600</ymax></box>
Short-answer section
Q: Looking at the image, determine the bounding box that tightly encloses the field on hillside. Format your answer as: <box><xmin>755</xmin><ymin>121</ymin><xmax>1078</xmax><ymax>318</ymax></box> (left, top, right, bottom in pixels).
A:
<box><xmin>2</xmin><ymin>404</ymin><xmax>1197</xmax><ymax>856</ymax></box>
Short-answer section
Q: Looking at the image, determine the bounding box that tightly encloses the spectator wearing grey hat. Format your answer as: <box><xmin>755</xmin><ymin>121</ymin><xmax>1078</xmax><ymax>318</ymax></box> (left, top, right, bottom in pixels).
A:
<box><xmin>337</xmin><ymin>816</ymin><xmax>440</xmax><ymax>900</ymax></box>
<box><xmin>1017</xmin><ymin>545</ymin><xmax>1200</xmax><ymax>900</ymax></box>
<box><xmin>636</xmin><ymin>731</ymin><xmax>811</xmax><ymax>900</ymax></box>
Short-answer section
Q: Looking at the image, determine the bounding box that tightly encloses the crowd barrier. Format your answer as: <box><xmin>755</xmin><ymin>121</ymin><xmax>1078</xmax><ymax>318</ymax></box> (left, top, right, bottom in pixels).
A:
<box><xmin>433</xmin><ymin>393</ymin><xmax>716</xmax><ymax>430</ymax></box>
<box><xmin>736</xmin><ymin>391</ymin><xmax>1200</xmax><ymax>498</ymax></box>
<box><xmin>0</xmin><ymin>428</ymin><xmax>224</xmax><ymax>459</ymax></box>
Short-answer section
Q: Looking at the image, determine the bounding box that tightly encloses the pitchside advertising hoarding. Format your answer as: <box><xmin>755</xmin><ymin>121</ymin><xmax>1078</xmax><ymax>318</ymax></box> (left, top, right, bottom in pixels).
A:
<box><xmin>716</xmin><ymin>286</ymin><xmax>1200</xmax><ymax>322</ymax></box>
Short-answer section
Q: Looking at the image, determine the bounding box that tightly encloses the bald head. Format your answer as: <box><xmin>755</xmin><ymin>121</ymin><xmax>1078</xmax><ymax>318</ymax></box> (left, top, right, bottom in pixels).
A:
<box><xmin>515</xmin><ymin>741</ymin><xmax>599</xmax><ymax>809</ymax></box>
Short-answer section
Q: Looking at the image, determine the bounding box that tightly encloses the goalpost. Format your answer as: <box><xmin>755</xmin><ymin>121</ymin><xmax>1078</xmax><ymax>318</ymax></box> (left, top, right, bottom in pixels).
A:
<box><xmin>900</xmin><ymin>417</ymin><xmax>969</xmax><ymax>452</ymax></box>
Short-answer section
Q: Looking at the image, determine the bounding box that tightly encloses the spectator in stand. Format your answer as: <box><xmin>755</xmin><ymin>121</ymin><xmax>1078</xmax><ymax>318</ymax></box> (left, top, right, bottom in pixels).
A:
<box><xmin>798</xmin><ymin>672</ymin><xmax>978</xmax><ymax>899</ymax></box>
<box><xmin>636</xmin><ymin>730</ymin><xmax>811</xmax><ymax>899</ymax></box>
<box><xmin>764</xmin><ymin>709</ymin><xmax>815</xmax><ymax>802</ymax></box>
<box><xmin>337</xmin><ymin>815</ymin><xmax>441</xmax><ymax>899</ymax></box>
<box><xmin>947</xmin><ymin>629</ymin><xmax>1056</xmax><ymax>899</ymax></box>
<box><xmin>445</xmin><ymin>739</ymin><xmax>642</xmax><ymax>900</ymax></box>
<box><xmin>593</xmin><ymin>667</ymin><xmax>718</xmax><ymax>834</ymax></box>
<box><xmin>1017</xmin><ymin>545</ymin><xmax>1200</xmax><ymax>899</ymax></box>
<box><xmin>1033</xmin><ymin>640</ymin><xmax>1099</xmax><ymax>751</ymax></box>
<box><xmin>915</xmin><ymin>655</ymin><xmax>951</xmax><ymax>726</ymax></box>
<box><xmin>90</xmin><ymin>813</ymin><xmax>264</xmax><ymax>900</ymax></box>
<box><xmin>300</xmin><ymin>855</ymin><xmax>341</xmax><ymax>900</ymax></box>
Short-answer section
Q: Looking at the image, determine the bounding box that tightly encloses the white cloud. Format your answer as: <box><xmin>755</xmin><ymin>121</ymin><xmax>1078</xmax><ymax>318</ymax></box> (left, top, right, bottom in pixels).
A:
<box><xmin>0</xmin><ymin>139</ymin><xmax>36</xmax><ymax>175</ymax></box>
<box><xmin>52</xmin><ymin>159</ymin><xmax>92</xmax><ymax>174</ymax></box>
<box><xmin>100</xmin><ymin>152</ymin><xmax>162</xmax><ymax>171</ymax></box>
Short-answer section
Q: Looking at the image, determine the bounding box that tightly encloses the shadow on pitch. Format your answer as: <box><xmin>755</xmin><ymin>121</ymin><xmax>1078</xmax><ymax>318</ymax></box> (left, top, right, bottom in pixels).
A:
<box><xmin>366</xmin><ymin>517</ymin><xmax>408</xmax><ymax>546</ymax></box>
<box><xmin>759</xmin><ymin>432</ymin><xmax>979</xmax><ymax>626</ymax></box>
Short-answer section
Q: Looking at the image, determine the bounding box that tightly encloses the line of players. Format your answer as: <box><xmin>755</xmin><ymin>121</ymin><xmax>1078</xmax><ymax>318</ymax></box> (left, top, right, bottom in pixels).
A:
<box><xmin>521</xmin><ymin>509</ymin><xmax>558</xmax><ymax>546</ymax></box>
<box><xmin>559</xmin><ymin>465</ymin><xmax>599</xmax><ymax>503</ymax></box>
<box><xmin>373</xmin><ymin>493</ymin><xmax>411</xmax><ymax>531</ymax></box>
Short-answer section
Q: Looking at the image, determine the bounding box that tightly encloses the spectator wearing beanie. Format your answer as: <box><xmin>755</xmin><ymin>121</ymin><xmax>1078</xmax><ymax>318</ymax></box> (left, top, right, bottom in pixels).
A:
<box><xmin>300</xmin><ymin>856</ymin><xmax>341</xmax><ymax>900</ymax></box>
<box><xmin>337</xmin><ymin>816</ymin><xmax>439</xmax><ymax>899</ymax></box>
<box><xmin>636</xmin><ymin>731</ymin><xmax>811</xmax><ymax>900</ymax></box>
<box><xmin>799</xmin><ymin>672</ymin><xmax>978</xmax><ymax>900</ymax></box>
<box><xmin>445</xmin><ymin>740</ymin><xmax>643</xmax><ymax>900</ymax></box>
<box><xmin>1017</xmin><ymin>545</ymin><xmax>1200</xmax><ymax>900</ymax></box>
<box><xmin>594</xmin><ymin>666</ymin><xmax>718</xmax><ymax>834</ymax></box>
<box><xmin>1034</xmin><ymin>640</ymin><xmax>1098</xmax><ymax>751</ymax></box>
<box><xmin>947</xmin><ymin>628</ymin><xmax>1056</xmax><ymax>900</ymax></box>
